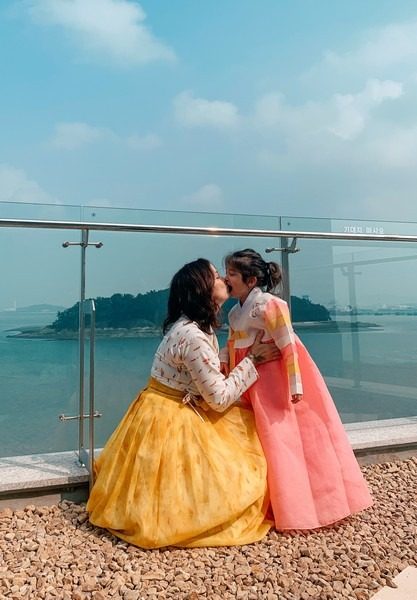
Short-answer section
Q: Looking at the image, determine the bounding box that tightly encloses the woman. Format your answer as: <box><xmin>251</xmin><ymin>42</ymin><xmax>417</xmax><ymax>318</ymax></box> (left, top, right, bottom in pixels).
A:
<box><xmin>87</xmin><ymin>258</ymin><xmax>277</xmax><ymax>548</ymax></box>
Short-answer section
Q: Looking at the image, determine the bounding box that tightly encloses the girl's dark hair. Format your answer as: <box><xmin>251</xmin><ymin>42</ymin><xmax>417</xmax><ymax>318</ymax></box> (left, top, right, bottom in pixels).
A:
<box><xmin>225</xmin><ymin>248</ymin><xmax>282</xmax><ymax>294</ymax></box>
<box><xmin>163</xmin><ymin>258</ymin><xmax>220</xmax><ymax>334</ymax></box>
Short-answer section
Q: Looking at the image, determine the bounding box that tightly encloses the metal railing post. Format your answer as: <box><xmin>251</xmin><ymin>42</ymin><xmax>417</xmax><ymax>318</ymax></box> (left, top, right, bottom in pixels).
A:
<box><xmin>78</xmin><ymin>230</ymin><xmax>88</xmax><ymax>460</ymax></box>
<box><xmin>86</xmin><ymin>299</ymin><xmax>96</xmax><ymax>490</ymax></box>
<box><xmin>280</xmin><ymin>237</ymin><xmax>291</xmax><ymax>306</ymax></box>
<box><xmin>59</xmin><ymin>230</ymin><xmax>102</xmax><ymax>477</ymax></box>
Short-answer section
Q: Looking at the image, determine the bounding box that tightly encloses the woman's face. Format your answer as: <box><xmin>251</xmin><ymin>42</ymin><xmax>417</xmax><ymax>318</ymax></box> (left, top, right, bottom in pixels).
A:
<box><xmin>225</xmin><ymin>265</ymin><xmax>253</xmax><ymax>303</ymax></box>
<box><xmin>210</xmin><ymin>265</ymin><xmax>229</xmax><ymax>306</ymax></box>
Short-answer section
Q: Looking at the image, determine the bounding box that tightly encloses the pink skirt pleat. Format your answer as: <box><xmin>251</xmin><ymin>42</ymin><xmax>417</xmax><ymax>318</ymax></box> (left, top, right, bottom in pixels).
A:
<box><xmin>236</xmin><ymin>337</ymin><xmax>373</xmax><ymax>530</ymax></box>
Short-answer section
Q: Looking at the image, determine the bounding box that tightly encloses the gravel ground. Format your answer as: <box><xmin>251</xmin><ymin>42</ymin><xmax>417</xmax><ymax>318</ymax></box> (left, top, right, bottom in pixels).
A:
<box><xmin>0</xmin><ymin>457</ymin><xmax>416</xmax><ymax>600</ymax></box>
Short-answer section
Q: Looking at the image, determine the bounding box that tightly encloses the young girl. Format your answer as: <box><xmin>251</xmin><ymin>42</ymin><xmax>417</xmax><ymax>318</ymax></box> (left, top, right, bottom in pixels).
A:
<box><xmin>222</xmin><ymin>248</ymin><xmax>373</xmax><ymax>530</ymax></box>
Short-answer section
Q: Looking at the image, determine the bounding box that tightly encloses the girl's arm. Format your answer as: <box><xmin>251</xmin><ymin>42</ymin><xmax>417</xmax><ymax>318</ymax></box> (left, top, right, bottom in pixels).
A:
<box><xmin>262</xmin><ymin>297</ymin><xmax>303</xmax><ymax>398</ymax></box>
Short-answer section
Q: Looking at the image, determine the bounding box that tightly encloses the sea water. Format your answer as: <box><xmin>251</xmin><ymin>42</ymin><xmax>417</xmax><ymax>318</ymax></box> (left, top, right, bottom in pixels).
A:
<box><xmin>0</xmin><ymin>312</ymin><xmax>416</xmax><ymax>458</ymax></box>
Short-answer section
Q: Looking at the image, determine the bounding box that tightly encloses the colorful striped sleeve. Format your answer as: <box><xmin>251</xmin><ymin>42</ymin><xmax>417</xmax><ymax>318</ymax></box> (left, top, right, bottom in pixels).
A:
<box><xmin>262</xmin><ymin>297</ymin><xmax>303</xmax><ymax>396</ymax></box>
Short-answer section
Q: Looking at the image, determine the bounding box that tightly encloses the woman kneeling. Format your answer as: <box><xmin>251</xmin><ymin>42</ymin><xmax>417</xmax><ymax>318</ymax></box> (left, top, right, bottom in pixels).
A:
<box><xmin>87</xmin><ymin>258</ymin><xmax>275</xmax><ymax>548</ymax></box>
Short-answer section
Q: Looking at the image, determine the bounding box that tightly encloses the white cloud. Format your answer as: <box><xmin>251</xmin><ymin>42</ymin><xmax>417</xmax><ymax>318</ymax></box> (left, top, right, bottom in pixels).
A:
<box><xmin>244</xmin><ymin>20</ymin><xmax>417</xmax><ymax>221</ymax></box>
<box><xmin>0</xmin><ymin>164</ymin><xmax>55</xmax><ymax>203</ymax></box>
<box><xmin>127</xmin><ymin>133</ymin><xmax>162</xmax><ymax>150</ymax></box>
<box><xmin>323</xmin><ymin>21</ymin><xmax>417</xmax><ymax>72</ymax></box>
<box><xmin>51</xmin><ymin>122</ymin><xmax>110</xmax><ymax>149</ymax></box>
<box><xmin>302</xmin><ymin>19</ymin><xmax>417</xmax><ymax>94</ymax></box>
<box><xmin>182</xmin><ymin>184</ymin><xmax>224</xmax><ymax>210</ymax></box>
<box><xmin>26</xmin><ymin>0</ymin><xmax>176</xmax><ymax>67</ymax></box>
<box><xmin>246</xmin><ymin>20</ymin><xmax>417</xmax><ymax>220</ymax></box>
<box><xmin>253</xmin><ymin>93</ymin><xmax>287</xmax><ymax>129</ymax></box>
<box><xmin>50</xmin><ymin>121</ymin><xmax>162</xmax><ymax>151</ymax></box>
<box><xmin>250</xmin><ymin>76</ymin><xmax>417</xmax><ymax>220</ymax></box>
<box><xmin>365</xmin><ymin>125</ymin><xmax>417</xmax><ymax>168</ymax></box>
<box><xmin>174</xmin><ymin>91</ymin><xmax>240</xmax><ymax>129</ymax></box>
<box><xmin>330</xmin><ymin>79</ymin><xmax>403</xmax><ymax>140</ymax></box>
<box><xmin>253</xmin><ymin>79</ymin><xmax>402</xmax><ymax>142</ymax></box>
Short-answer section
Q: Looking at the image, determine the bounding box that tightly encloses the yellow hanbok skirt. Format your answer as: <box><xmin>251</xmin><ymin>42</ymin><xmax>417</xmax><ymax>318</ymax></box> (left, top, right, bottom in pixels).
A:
<box><xmin>87</xmin><ymin>378</ymin><xmax>271</xmax><ymax>548</ymax></box>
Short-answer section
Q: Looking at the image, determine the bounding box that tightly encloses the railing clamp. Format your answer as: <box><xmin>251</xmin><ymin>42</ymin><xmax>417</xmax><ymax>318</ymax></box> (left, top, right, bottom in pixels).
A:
<box><xmin>59</xmin><ymin>411</ymin><xmax>102</xmax><ymax>421</ymax></box>
<box><xmin>62</xmin><ymin>241</ymin><xmax>103</xmax><ymax>248</ymax></box>
<box><xmin>265</xmin><ymin>237</ymin><xmax>300</xmax><ymax>254</ymax></box>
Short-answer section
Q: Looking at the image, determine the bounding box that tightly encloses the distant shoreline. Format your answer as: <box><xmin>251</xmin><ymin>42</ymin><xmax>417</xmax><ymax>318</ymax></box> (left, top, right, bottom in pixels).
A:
<box><xmin>5</xmin><ymin>325</ymin><xmax>163</xmax><ymax>340</ymax></box>
<box><xmin>5</xmin><ymin>320</ymin><xmax>382</xmax><ymax>340</ymax></box>
<box><xmin>294</xmin><ymin>320</ymin><xmax>382</xmax><ymax>333</ymax></box>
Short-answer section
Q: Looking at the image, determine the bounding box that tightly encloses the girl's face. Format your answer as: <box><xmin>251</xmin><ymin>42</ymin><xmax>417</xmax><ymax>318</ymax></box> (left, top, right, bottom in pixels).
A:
<box><xmin>210</xmin><ymin>265</ymin><xmax>229</xmax><ymax>306</ymax></box>
<box><xmin>225</xmin><ymin>265</ymin><xmax>255</xmax><ymax>303</ymax></box>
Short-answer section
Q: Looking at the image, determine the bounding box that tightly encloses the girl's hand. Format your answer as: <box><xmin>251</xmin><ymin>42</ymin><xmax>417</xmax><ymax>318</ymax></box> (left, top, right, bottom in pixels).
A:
<box><xmin>220</xmin><ymin>362</ymin><xmax>230</xmax><ymax>376</ymax></box>
<box><xmin>249</xmin><ymin>331</ymin><xmax>281</xmax><ymax>365</ymax></box>
<box><xmin>291</xmin><ymin>394</ymin><xmax>303</xmax><ymax>404</ymax></box>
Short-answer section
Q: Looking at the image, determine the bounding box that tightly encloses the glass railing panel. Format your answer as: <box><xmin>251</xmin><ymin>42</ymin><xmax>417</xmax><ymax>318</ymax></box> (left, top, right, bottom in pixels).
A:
<box><xmin>281</xmin><ymin>217</ymin><xmax>417</xmax><ymax>423</ymax></box>
<box><xmin>0</xmin><ymin>227</ymin><xmax>80</xmax><ymax>457</ymax></box>
<box><xmin>282</xmin><ymin>215</ymin><xmax>334</xmax><ymax>233</ymax></box>
<box><xmin>0</xmin><ymin>200</ymin><xmax>82</xmax><ymax>222</ymax></box>
<box><xmin>81</xmin><ymin>204</ymin><xmax>281</xmax><ymax>230</ymax></box>
<box><xmin>330</xmin><ymin>217</ymin><xmax>417</xmax><ymax>236</ymax></box>
<box><xmin>283</xmin><ymin>214</ymin><xmax>417</xmax><ymax>236</ymax></box>
<box><xmin>2</xmin><ymin>207</ymin><xmax>417</xmax><ymax>459</ymax></box>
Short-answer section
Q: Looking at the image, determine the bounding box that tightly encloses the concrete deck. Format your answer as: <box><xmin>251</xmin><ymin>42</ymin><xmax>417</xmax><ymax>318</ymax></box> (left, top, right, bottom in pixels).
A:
<box><xmin>371</xmin><ymin>567</ymin><xmax>417</xmax><ymax>599</ymax></box>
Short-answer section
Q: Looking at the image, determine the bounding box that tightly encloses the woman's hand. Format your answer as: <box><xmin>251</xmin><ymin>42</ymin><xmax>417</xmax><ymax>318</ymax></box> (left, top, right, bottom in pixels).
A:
<box><xmin>291</xmin><ymin>394</ymin><xmax>303</xmax><ymax>404</ymax></box>
<box><xmin>248</xmin><ymin>331</ymin><xmax>281</xmax><ymax>365</ymax></box>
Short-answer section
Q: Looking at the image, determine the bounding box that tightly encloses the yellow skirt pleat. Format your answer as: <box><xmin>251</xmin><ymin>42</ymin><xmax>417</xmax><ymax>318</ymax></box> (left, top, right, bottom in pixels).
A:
<box><xmin>87</xmin><ymin>378</ymin><xmax>271</xmax><ymax>548</ymax></box>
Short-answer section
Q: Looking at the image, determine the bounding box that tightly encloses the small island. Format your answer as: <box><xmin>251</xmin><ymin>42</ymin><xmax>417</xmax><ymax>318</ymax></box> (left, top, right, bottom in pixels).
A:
<box><xmin>6</xmin><ymin>290</ymin><xmax>379</xmax><ymax>339</ymax></box>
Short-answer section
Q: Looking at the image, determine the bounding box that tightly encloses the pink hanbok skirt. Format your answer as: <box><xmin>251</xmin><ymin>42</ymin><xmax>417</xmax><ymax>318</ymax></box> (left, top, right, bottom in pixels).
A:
<box><xmin>236</xmin><ymin>337</ymin><xmax>373</xmax><ymax>530</ymax></box>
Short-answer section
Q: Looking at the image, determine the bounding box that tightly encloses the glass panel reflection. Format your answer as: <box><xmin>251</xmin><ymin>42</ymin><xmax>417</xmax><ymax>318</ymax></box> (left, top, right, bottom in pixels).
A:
<box><xmin>0</xmin><ymin>200</ymin><xmax>82</xmax><ymax>222</ymax></box>
<box><xmin>0</xmin><ymin>227</ymin><xmax>80</xmax><ymax>457</ymax></box>
<box><xmin>282</xmin><ymin>216</ymin><xmax>417</xmax><ymax>423</ymax></box>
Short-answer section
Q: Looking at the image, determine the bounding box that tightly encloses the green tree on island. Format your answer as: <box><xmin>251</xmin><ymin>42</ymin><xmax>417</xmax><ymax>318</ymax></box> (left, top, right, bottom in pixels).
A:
<box><xmin>52</xmin><ymin>289</ymin><xmax>330</xmax><ymax>331</ymax></box>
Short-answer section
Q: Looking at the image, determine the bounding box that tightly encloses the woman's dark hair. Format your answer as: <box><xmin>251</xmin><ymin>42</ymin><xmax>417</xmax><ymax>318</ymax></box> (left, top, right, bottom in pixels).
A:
<box><xmin>225</xmin><ymin>248</ymin><xmax>282</xmax><ymax>294</ymax></box>
<box><xmin>163</xmin><ymin>258</ymin><xmax>220</xmax><ymax>334</ymax></box>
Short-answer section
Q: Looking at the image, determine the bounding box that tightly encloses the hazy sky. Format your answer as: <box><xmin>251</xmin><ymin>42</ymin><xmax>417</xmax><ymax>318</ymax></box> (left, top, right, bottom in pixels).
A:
<box><xmin>1</xmin><ymin>1</ymin><xmax>417</xmax><ymax>309</ymax></box>
<box><xmin>2</xmin><ymin>0</ymin><xmax>417</xmax><ymax>219</ymax></box>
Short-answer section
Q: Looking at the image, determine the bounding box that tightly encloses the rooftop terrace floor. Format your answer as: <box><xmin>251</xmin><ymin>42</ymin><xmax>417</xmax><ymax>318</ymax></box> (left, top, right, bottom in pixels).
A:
<box><xmin>0</xmin><ymin>457</ymin><xmax>416</xmax><ymax>600</ymax></box>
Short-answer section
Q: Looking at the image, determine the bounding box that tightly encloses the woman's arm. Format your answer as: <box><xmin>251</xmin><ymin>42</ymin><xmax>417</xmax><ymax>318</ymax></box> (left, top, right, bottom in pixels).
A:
<box><xmin>181</xmin><ymin>331</ymin><xmax>259</xmax><ymax>412</ymax></box>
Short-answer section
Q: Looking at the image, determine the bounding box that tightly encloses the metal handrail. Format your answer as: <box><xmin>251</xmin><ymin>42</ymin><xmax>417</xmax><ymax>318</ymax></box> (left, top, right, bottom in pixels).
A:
<box><xmin>1</xmin><ymin>218</ymin><xmax>417</xmax><ymax>242</ymax></box>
